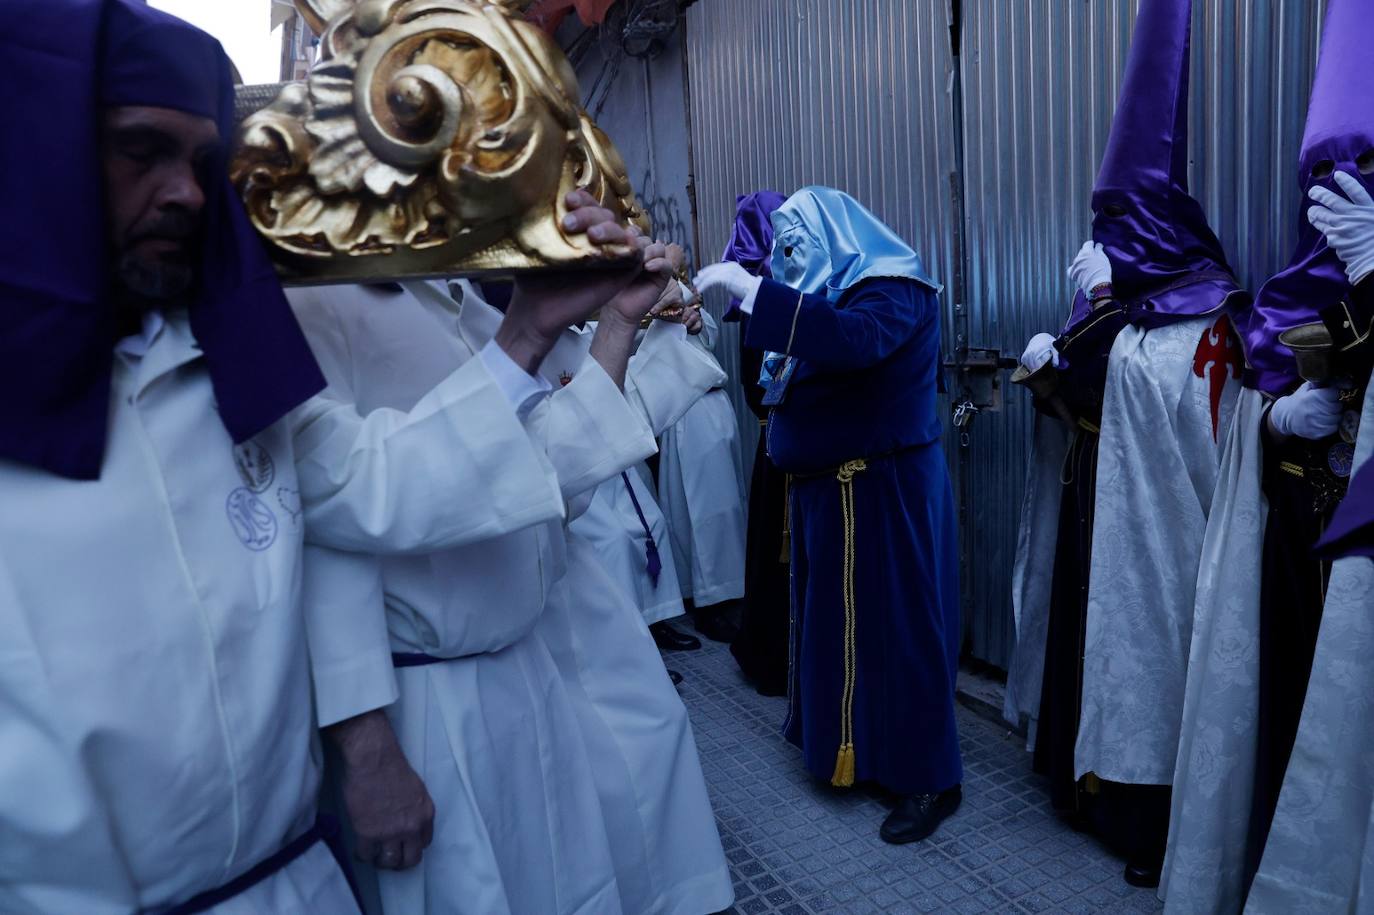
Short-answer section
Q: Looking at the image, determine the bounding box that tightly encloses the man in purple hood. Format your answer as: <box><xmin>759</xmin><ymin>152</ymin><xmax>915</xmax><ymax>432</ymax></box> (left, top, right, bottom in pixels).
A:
<box><xmin>0</xmin><ymin>2</ymin><xmax>662</xmax><ymax>911</ymax></box>
<box><xmin>1163</xmin><ymin>1</ymin><xmax>1374</xmax><ymax>909</ymax></box>
<box><xmin>1008</xmin><ymin>0</ymin><xmax>1250</xmax><ymax>888</ymax></box>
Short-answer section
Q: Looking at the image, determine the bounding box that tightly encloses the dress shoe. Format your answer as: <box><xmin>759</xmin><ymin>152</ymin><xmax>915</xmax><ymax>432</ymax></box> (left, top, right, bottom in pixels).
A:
<box><xmin>651</xmin><ymin>622</ymin><xmax>702</xmax><ymax>652</ymax></box>
<box><xmin>692</xmin><ymin>612</ymin><xmax>739</xmax><ymax>643</ymax></box>
<box><xmin>879</xmin><ymin>785</ymin><xmax>962</xmax><ymax>845</ymax></box>
<box><xmin>1124</xmin><ymin>860</ymin><xmax>1162</xmax><ymax>888</ymax></box>
<box><xmin>668</xmin><ymin>670</ymin><xmax>683</xmax><ymax>686</ymax></box>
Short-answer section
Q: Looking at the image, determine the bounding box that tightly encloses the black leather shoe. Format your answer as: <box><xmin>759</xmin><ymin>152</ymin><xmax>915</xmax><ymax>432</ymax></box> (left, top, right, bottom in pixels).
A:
<box><xmin>1124</xmin><ymin>860</ymin><xmax>1161</xmax><ymax>888</ymax></box>
<box><xmin>650</xmin><ymin>622</ymin><xmax>702</xmax><ymax>652</ymax></box>
<box><xmin>692</xmin><ymin>612</ymin><xmax>739</xmax><ymax>643</ymax></box>
<box><xmin>668</xmin><ymin>670</ymin><xmax>683</xmax><ymax>686</ymax></box>
<box><xmin>880</xmin><ymin>785</ymin><xmax>963</xmax><ymax>845</ymax></box>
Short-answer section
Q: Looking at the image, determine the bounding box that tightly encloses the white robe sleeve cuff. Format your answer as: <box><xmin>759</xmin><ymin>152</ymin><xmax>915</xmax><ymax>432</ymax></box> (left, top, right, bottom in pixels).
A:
<box><xmin>303</xmin><ymin>545</ymin><xmax>399</xmax><ymax>727</ymax></box>
<box><xmin>624</xmin><ymin>319</ymin><xmax>729</xmax><ymax>436</ymax></box>
<box><xmin>292</xmin><ymin>355</ymin><xmax>565</xmax><ymax>555</ymax></box>
<box><xmin>526</xmin><ymin>354</ymin><xmax>657</xmax><ymax>502</ymax></box>
<box><xmin>478</xmin><ymin>339</ymin><xmax>553</xmax><ymax>421</ymax></box>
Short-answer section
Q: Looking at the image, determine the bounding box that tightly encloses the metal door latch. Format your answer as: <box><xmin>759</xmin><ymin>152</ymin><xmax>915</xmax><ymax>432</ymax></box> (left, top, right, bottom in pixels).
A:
<box><xmin>953</xmin><ymin>400</ymin><xmax>979</xmax><ymax>428</ymax></box>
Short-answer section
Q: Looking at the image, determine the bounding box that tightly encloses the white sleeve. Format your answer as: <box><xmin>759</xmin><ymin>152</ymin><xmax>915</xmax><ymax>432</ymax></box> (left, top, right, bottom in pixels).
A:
<box><xmin>698</xmin><ymin>307</ymin><xmax>721</xmax><ymax>352</ymax></box>
<box><xmin>292</xmin><ymin>355</ymin><xmax>565</xmax><ymax>555</ymax></box>
<box><xmin>478</xmin><ymin>339</ymin><xmax>554</xmax><ymax>421</ymax></box>
<box><xmin>623</xmin><ymin>318</ymin><xmax>729</xmax><ymax>436</ymax></box>
<box><xmin>525</xmin><ymin>354</ymin><xmax>657</xmax><ymax>502</ymax></box>
<box><xmin>303</xmin><ymin>545</ymin><xmax>398</xmax><ymax>728</ymax></box>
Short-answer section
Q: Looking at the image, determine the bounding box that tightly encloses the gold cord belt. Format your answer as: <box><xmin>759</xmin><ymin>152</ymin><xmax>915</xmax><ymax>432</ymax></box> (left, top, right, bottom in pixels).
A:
<box><xmin>831</xmin><ymin>458</ymin><xmax>868</xmax><ymax>787</ymax></box>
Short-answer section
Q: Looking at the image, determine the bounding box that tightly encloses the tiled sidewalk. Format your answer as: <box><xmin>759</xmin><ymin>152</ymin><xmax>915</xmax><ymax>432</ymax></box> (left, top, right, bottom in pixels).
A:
<box><xmin>673</xmin><ymin>639</ymin><xmax>1164</xmax><ymax>915</ymax></box>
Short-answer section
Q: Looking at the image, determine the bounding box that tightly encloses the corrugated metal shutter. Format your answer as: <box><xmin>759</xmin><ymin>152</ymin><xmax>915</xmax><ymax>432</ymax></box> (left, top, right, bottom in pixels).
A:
<box><xmin>684</xmin><ymin>0</ymin><xmax>1328</xmax><ymax>669</ymax></box>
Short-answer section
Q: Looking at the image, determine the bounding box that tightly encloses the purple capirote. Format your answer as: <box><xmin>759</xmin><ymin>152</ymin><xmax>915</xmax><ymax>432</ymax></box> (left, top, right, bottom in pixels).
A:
<box><xmin>720</xmin><ymin>191</ymin><xmax>787</xmax><ymax>321</ymax></box>
<box><xmin>1064</xmin><ymin>0</ymin><xmax>1244</xmax><ymax>335</ymax></box>
<box><xmin>1241</xmin><ymin>0</ymin><xmax>1374</xmax><ymax>396</ymax></box>
<box><xmin>0</xmin><ymin>0</ymin><xmax>324</xmax><ymax>480</ymax></box>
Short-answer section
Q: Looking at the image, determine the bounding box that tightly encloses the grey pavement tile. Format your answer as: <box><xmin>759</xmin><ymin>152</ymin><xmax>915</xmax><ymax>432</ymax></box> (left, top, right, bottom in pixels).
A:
<box><xmin>674</xmin><ymin>639</ymin><xmax>1164</xmax><ymax>914</ymax></box>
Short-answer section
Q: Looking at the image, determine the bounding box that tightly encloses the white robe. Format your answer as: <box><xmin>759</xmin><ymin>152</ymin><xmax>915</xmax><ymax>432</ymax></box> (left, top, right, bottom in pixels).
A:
<box><xmin>1074</xmin><ymin>317</ymin><xmax>1241</xmax><ymax>785</ymax></box>
<box><xmin>1004</xmin><ymin>413</ymin><xmax>1074</xmax><ymax>745</ymax></box>
<box><xmin>656</xmin><ymin>310</ymin><xmax>748</xmax><ymax>608</ymax></box>
<box><xmin>562</xmin><ymin>321</ymin><xmax>728</xmax><ymax>625</ymax></box>
<box><xmin>1160</xmin><ymin>389</ymin><xmax>1268</xmax><ymax>915</ymax></box>
<box><xmin>1246</xmin><ymin>367</ymin><xmax>1374</xmax><ymax>915</ymax></box>
<box><xmin>299</xmin><ymin>283</ymin><xmax>734</xmax><ymax>915</ymax></box>
<box><xmin>291</xmin><ymin>282</ymin><xmax>657</xmax><ymax>915</ymax></box>
<box><xmin>0</xmin><ymin>310</ymin><xmax>566</xmax><ymax>914</ymax></box>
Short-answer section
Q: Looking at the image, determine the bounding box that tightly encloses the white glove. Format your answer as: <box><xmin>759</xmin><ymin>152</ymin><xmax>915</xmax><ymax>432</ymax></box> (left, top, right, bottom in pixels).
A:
<box><xmin>693</xmin><ymin>262</ymin><xmax>763</xmax><ymax>312</ymax></box>
<box><xmin>1068</xmin><ymin>241</ymin><xmax>1113</xmax><ymax>296</ymax></box>
<box><xmin>1308</xmin><ymin>170</ymin><xmax>1374</xmax><ymax>285</ymax></box>
<box><xmin>1020</xmin><ymin>332</ymin><xmax>1061</xmax><ymax>371</ymax></box>
<box><xmin>1269</xmin><ymin>382</ymin><xmax>1343</xmax><ymax>440</ymax></box>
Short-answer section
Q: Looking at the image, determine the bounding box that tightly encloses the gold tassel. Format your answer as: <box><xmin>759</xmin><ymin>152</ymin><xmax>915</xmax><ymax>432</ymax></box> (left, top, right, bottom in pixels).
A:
<box><xmin>831</xmin><ymin>744</ymin><xmax>856</xmax><ymax>788</ymax></box>
<box><xmin>829</xmin><ymin>460</ymin><xmax>867</xmax><ymax>790</ymax></box>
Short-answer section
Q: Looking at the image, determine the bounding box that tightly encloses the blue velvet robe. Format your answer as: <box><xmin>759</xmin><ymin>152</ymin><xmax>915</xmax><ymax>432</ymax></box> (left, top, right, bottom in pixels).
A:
<box><xmin>747</xmin><ymin>276</ymin><xmax>963</xmax><ymax>795</ymax></box>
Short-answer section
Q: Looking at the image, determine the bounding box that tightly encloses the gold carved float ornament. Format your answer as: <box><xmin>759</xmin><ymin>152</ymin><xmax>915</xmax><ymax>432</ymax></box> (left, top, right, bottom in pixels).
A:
<box><xmin>230</xmin><ymin>0</ymin><xmax>648</xmax><ymax>284</ymax></box>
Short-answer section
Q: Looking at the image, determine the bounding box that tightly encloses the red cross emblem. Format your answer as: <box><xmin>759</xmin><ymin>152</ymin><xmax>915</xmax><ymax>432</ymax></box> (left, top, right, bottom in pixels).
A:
<box><xmin>1192</xmin><ymin>314</ymin><xmax>1244</xmax><ymax>442</ymax></box>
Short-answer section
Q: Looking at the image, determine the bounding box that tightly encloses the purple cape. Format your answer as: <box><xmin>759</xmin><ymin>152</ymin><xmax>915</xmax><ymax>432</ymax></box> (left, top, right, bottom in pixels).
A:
<box><xmin>0</xmin><ymin>0</ymin><xmax>324</xmax><ymax>480</ymax></box>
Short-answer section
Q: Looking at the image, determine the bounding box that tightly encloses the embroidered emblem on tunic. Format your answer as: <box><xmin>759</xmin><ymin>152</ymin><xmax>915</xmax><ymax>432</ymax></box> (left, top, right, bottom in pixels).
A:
<box><xmin>559</xmin><ymin>372</ymin><xmax>574</xmax><ymax>387</ymax></box>
<box><xmin>226</xmin><ymin>488</ymin><xmax>279</xmax><ymax>551</ymax></box>
<box><xmin>277</xmin><ymin>486</ymin><xmax>303</xmax><ymax>526</ymax></box>
<box><xmin>1341</xmin><ymin>409</ymin><xmax>1361</xmax><ymax>445</ymax></box>
<box><xmin>1192</xmin><ymin>315</ymin><xmax>1244</xmax><ymax>442</ymax></box>
<box><xmin>233</xmin><ymin>441</ymin><xmax>276</xmax><ymax>493</ymax></box>
<box><xmin>1329</xmin><ymin>442</ymin><xmax>1356</xmax><ymax>479</ymax></box>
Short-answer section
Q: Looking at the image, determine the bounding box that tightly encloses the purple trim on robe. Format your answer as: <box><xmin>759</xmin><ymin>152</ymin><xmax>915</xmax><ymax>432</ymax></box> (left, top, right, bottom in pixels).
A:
<box><xmin>1317</xmin><ymin>461</ymin><xmax>1374</xmax><ymax>560</ymax></box>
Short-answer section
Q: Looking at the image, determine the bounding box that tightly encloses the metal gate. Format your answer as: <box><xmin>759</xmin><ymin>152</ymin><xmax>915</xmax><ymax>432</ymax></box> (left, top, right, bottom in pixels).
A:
<box><xmin>683</xmin><ymin>0</ymin><xmax>1327</xmax><ymax>669</ymax></box>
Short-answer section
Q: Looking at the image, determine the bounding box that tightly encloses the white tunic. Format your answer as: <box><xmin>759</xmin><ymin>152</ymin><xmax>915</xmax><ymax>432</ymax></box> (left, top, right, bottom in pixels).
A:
<box><xmin>291</xmin><ymin>281</ymin><xmax>656</xmax><ymax>915</ymax></box>
<box><xmin>298</xmin><ymin>283</ymin><xmax>733</xmax><ymax>915</ymax></box>
<box><xmin>1004</xmin><ymin>413</ymin><xmax>1073</xmax><ymax>744</ymax></box>
<box><xmin>1074</xmin><ymin>316</ymin><xmax>1241</xmax><ymax>785</ymax></box>
<box><xmin>656</xmin><ymin>310</ymin><xmax>748</xmax><ymax>607</ymax></box>
<box><xmin>565</xmin><ymin>322</ymin><xmax>728</xmax><ymax>624</ymax></box>
<box><xmin>1246</xmin><ymin>368</ymin><xmax>1374</xmax><ymax>914</ymax></box>
<box><xmin>0</xmin><ymin>310</ymin><xmax>566</xmax><ymax>914</ymax></box>
<box><xmin>1160</xmin><ymin>389</ymin><xmax>1268</xmax><ymax>915</ymax></box>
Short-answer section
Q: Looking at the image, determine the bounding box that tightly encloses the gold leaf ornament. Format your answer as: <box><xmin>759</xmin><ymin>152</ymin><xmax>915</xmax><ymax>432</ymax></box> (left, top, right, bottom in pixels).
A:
<box><xmin>231</xmin><ymin>0</ymin><xmax>646</xmax><ymax>283</ymax></box>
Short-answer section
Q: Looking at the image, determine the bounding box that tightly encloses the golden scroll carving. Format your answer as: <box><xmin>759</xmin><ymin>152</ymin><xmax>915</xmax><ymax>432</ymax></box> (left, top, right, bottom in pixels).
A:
<box><xmin>230</xmin><ymin>0</ymin><xmax>647</xmax><ymax>283</ymax></box>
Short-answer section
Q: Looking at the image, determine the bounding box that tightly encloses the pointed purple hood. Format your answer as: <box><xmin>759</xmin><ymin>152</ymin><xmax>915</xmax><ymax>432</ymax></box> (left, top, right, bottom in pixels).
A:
<box><xmin>1067</xmin><ymin>0</ymin><xmax>1243</xmax><ymax>331</ymax></box>
<box><xmin>1242</xmin><ymin>0</ymin><xmax>1374</xmax><ymax>396</ymax></box>
<box><xmin>721</xmin><ymin>191</ymin><xmax>788</xmax><ymax>320</ymax></box>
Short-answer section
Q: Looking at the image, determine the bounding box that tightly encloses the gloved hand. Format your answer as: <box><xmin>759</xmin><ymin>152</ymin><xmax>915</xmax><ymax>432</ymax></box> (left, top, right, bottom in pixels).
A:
<box><xmin>1269</xmin><ymin>382</ymin><xmax>1344</xmax><ymax>440</ymax></box>
<box><xmin>694</xmin><ymin>262</ymin><xmax>763</xmax><ymax>309</ymax></box>
<box><xmin>1020</xmin><ymin>332</ymin><xmax>1061</xmax><ymax>371</ymax></box>
<box><xmin>1308</xmin><ymin>170</ymin><xmax>1374</xmax><ymax>284</ymax></box>
<box><xmin>1068</xmin><ymin>241</ymin><xmax>1113</xmax><ymax>296</ymax></box>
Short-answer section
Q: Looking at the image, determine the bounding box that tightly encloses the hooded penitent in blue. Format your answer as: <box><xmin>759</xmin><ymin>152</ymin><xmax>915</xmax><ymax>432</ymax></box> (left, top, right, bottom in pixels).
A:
<box><xmin>1241</xmin><ymin>0</ymin><xmax>1374</xmax><ymax>396</ymax></box>
<box><xmin>744</xmin><ymin>187</ymin><xmax>961</xmax><ymax>796</ymax></box>
<box><xmin>0</xmin><ymin>0</ymin><xmax>324</xmax><ymax>480</ymax></box>
<box><xmin>1064</xmin><ymin>0</ymin><xmax>1245</xmax><ymax>334</ymax></box>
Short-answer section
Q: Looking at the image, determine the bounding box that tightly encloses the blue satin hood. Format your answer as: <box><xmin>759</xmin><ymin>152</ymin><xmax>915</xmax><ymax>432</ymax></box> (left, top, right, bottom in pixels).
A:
<box><xmin>769</xmin><ymin>187</ymin><xmax>941</xmax><ymax>302</ymax></box>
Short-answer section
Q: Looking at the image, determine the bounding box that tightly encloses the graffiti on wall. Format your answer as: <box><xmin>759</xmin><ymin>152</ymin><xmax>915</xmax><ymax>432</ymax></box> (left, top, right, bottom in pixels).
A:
<box><xmin>637</xmin><ymin>167</ymin><xmax>694</xmax><ymax>267</ymax></box>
